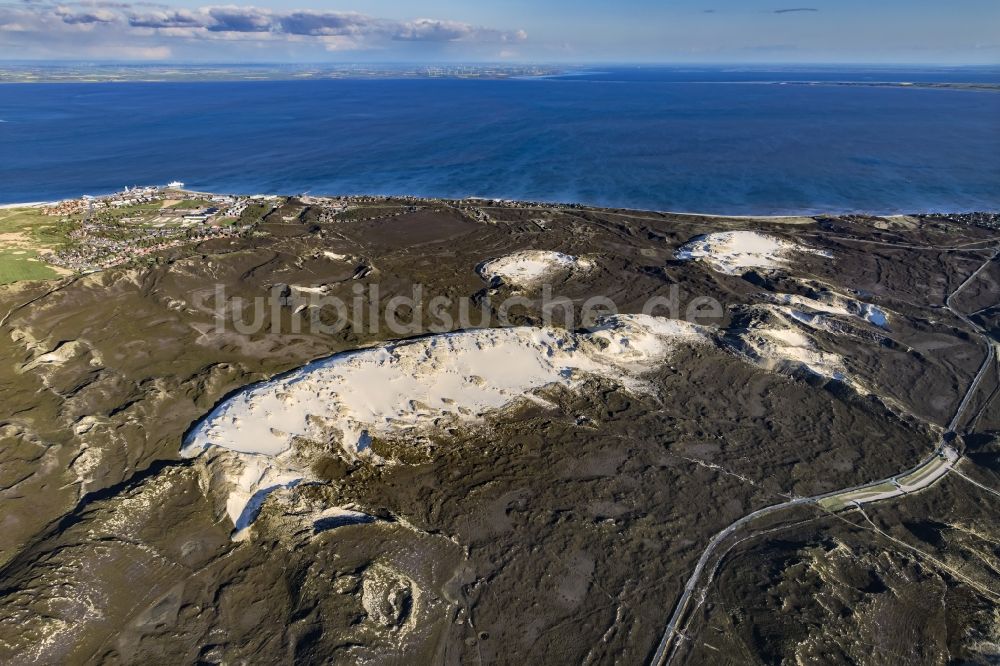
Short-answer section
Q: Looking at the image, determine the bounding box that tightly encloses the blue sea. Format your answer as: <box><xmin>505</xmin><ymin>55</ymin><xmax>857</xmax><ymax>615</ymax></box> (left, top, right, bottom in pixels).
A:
<box><xmin>1</xmin><ymin>66</ymin><xmax>998</xmax><ymax>214</ymax></box>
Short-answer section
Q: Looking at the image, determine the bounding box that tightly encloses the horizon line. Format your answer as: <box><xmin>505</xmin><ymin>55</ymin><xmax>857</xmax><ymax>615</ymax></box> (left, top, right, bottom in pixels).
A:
<box><xmin>1</xmin><ymin>59</ymin><xmax>998</xmax><ymax>68</ymax></box>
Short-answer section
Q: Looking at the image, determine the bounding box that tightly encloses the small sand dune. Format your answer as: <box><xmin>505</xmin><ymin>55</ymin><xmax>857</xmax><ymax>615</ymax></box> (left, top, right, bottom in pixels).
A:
<box><xmin>734</xmin><ymin>324</ymin><xmax>851</xmax><ymax>384</ymax></box>
<box><xmin>675</xmin><ymin>231</ymin><xmax>831</xmax><ymax>275</ymax></box>
<box><xmin>477</xmin><ymin>250</ymin><xmax>592</xmax><ymax>289</ymax></box>
<box><xmin>764</xmin><ymin>291</ymin><xmax>890</xmax><ymax>329</ymax></box>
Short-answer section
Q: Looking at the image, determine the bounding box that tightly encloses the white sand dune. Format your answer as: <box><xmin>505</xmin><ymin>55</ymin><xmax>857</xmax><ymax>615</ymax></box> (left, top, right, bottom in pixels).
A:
<box><xmin>477</xmin><ymin>250</ymin><xmax>592</xmax><ymax>289</ymax></box>
<box><xmin>764</xmin><ymin>291</ymin><xmax>889</xmax><ymax>329</ymax></box>
<box><xmin>184</xmin><ymin>291</ymin><xmax>881</xmax><ymax>538</ymax></box>
<box><xmin>739</xmin><ymin>325</ymin><xmax>851</xmax><ymax>383</ymax></box>
<box><xmin>183</xmin><ymin>315</ymin><xmax>710</xmax><ymax>535</ymax></box>
<box><xmin>675</xmin><ymin>231</ymin><xmax>831</xmax><ymax>275</ymax></box>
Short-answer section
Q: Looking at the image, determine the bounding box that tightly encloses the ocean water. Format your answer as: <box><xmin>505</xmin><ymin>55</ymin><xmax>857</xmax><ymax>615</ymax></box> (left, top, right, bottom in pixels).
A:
<box><xmin>1</xmin><ymin>67</ymin><xmax>998</xmax><ymax>214</ymax></box>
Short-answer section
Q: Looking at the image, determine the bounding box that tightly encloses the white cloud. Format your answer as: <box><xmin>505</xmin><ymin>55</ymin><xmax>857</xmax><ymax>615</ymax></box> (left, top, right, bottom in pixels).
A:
<box><xmin>204</xmin><ymin>6</ymin><xmax>273</xmax><ymax>33</ymax></box>
<box><xmin>0</xmin><ymin>2</ymin><xmax>527</xmax><ymax>57</ymax></box>
<box><xmin>54</xmin><ymin>7</ymin><xmax>120</xmax><ymax>25</ymax></box>
<box><xmin>127</xmin><ymin>9</ymin><xmax>203</xmax><ymax>30</ymax></box>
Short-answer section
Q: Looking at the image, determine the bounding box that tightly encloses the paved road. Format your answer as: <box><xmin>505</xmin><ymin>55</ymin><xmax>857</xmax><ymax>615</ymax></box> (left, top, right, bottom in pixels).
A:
<box><xmin>651</xmin><ymin>244</ymin><xmax>999</xmax><ymax>666</ymax></box>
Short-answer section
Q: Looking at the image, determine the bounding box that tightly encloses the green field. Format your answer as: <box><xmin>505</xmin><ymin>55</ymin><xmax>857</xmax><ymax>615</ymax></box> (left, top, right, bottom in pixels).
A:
<box><xmin>169</xmin><ymin>198</ymin><xmax>215</xmax><ymax>210</ymax></box>
<box><xmin>0</xmin><ymin>249</ymin><xmax>62</xmax><ymax>283</ymax></box>
<box><xmin>0</xmin><ymin>206</ymin><xmax>77</xmax><ymax>242</ymax></box>
<box><xmin>0</xmin><ymin>207</ymin><xmax>73</xmax><ymax>284</ymax></box>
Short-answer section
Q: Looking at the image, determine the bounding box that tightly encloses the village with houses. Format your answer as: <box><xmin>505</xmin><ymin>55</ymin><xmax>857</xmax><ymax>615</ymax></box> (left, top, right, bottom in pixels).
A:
<box><xmin>1</xmin><ymin>184</ymin><xmax>462</xmax><ymax>285</ymax></box>
<box><xmin>0</xmin><ymin>183</ymin><xmax>578</xmax><ymax>285</ymax></box>
<box><xmin>0</xmin><ymin>183</ymin><xmax>282</xmax><ymax>283</ymax></box>
<box><xmin>38</xmin><ymin>184</ymin><xmax>270</xmax><ymax>273</ymax></box>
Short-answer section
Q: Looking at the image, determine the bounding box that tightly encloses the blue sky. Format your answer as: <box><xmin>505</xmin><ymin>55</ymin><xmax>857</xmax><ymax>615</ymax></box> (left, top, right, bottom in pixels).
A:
<box><xmin>0</xmin><ymin>0</ymin><xmax>997</xmax><ymax>63</ymax></box>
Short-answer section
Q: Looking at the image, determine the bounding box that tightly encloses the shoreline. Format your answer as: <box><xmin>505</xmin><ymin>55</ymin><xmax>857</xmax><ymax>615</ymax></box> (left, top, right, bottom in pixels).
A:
<box><xmin>0</xmin><ymin>201</ymin><xmax>55</xmax><ymax>209</ymax></box>
<box><xmin>1</xmin><ymin>191</ymin><xmax>997</xmax><ymax>222</ymax></box>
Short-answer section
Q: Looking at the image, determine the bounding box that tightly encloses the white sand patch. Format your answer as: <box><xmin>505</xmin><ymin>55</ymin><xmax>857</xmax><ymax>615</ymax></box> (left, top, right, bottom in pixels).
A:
<box><xmin>721</xmin><ymin>297</ymin><xmax>893</xmax><ymax>393</ymax></box>
<box><xmin>477</xmin><ymin>250</ymin><xmax>592</xmax><ymax>289</ymax></box>
<box><xmin>731</xmin><ymin>324</ymin><xmax>851</xmax><ymax>384</ymax></box>
<box><xmin>183</xmin><ymin>315</ymin><xmax>710</xmax><ymax>535</ymax></box>
<box><xmin>183</xmin><ymin>315</ymin><xmax>707</xmax><ymax>460</ymax></box>
<box><xmin>675</xmin><ymin>231</ymin><xmax>831</xmax><ymax>275</ymax></box>
<box><xmin>321</xmin><ymin>251</ymin><xmax>351</xmax><ymax>261</ymax></box>
<box><xmin>19</xmin><ymin>340</ymin><xmax>102</xmax><ymax>373</ymax></box>
<box><xmin>768</xmin><ymin>293</ymin><xmax>849</xmax><ymax>317</ymax></box>
<box><xmin>785</xmin><ymin>310</ymin><xmax>850</xmax><ymax>337</ymax></box>
<box><xmin>761</xmin><ymin>327</ymin><xmax>813</xmax><ymax>348</ymax></box>
<box><xmin>720</xmin><ymin>305</ymin><xmax>863</xmax><ymax>386</ymax></box>
<box><xmin>361</xmin><ymin>564</ymin><xmax>417</xmax><ymax>631</ymax></box>
<box><xmin>216</xmin><ymin>452</ymin><xmax>304</xmax><ymax>539</ymax></box>
<box><xmin>164</xmin><ymin>297</ymin><xmax>189</xmax><ymax>312</ymax></box>
<box><xmin>73</xmin><ymin>416</ymin><xmax>100</xmax><ymax>436</ymax></box>
<box><xmin>70</xmin><ymin>446</ymin><xmax>99</xmax><ymax>485</ymax></box>
<box><xmin>784</xmin><ymin>307</ymin><xmax>890</xmax><ymax>341</ymax></box>
<box><xmin>764</xmin><ymin>291</ymin><xmax>889</xmax><ymax>329</ymax></box>
<box><xmin>291</xmin><ymin>284</ymin><xmax>331</xmax><ymax>296</ymax></box>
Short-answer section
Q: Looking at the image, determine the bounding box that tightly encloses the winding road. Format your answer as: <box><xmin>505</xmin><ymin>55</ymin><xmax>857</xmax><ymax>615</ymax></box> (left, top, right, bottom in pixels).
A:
<box><xmin>651</xmin><ymin>244</ymin><xmax>999</xmax><ymax>666</ymax></box>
